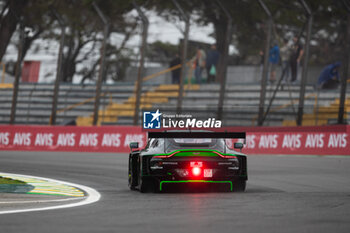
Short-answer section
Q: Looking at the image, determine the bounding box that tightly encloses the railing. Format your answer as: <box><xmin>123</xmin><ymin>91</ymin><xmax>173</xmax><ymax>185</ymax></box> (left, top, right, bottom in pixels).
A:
<box><xmin>0</xmin><ymin>62</ymin><xmax>5</xmax><ymax>84</ymax></box>
<box><xmin>49</xmin><ymin>62</ymin><xmax>189</xmax><ymax>124</ymax></box>
<box><xmin>142</xmin><ymin>63</ymin><xmax>182</xmax><ymax>82</ymax></box>
<box><xmin>0</xmin><ymin>60</ymin><xmax>192</xmax><ymax>125</ymax></box>
<box><xmin>251</xmin><ymin>93</ymin><xmax>318</xmax><ymax>125</ymax></box>
<box><xmin>49</xmin><ymin>92</ymin><xmax>112</xmax><ymax>125</ymax></box>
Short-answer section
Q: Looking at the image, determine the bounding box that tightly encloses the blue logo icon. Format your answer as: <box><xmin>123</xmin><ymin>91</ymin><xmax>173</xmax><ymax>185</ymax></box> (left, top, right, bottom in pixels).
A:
<box><xmin>143</xmin><ymin>109</ymin><xmax>162</xmax><ymax>129</ymax></box>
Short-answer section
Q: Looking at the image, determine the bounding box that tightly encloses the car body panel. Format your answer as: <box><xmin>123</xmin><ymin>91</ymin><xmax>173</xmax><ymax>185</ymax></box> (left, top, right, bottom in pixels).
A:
<box><xmin>128</xmin><ymin>133</ymin><xmax>247</xmax><ymax>192</ymax></box>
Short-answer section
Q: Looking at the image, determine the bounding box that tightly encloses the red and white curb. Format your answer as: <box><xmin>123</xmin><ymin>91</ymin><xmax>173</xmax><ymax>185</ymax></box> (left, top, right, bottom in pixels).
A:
<box><xmin>0</xmin><ymin>172</ymin><xmax>101</xmax><ymax>215</ymax></box>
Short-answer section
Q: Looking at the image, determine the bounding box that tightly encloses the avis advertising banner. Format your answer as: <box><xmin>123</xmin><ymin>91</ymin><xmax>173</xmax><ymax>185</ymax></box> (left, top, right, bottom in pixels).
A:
<box><xmin>0</xmin><ymin>125</ymin><xmax>349</xmax><ymax>155</ymax></box>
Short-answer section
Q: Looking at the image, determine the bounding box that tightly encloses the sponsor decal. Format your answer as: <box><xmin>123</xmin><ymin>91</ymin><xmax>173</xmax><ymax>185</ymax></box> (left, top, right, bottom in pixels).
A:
<box><xmin>143</xmin><ymin>110</ymin><xmax>162</xmax><ymax>129</ymax></box>
<box><xmin>0</xmin><ymin>125</ymin><xmax>349</xmax><ymax>155</ymax></box>
<box><xmin>143</xmin><ymin>109</ymin><xmax>222</xmax><ymax>129</ymax></box>
<box><xmin>163</xmin><ymin>118</ymin><xmax>221</xmax><ymax>128</ymax></box>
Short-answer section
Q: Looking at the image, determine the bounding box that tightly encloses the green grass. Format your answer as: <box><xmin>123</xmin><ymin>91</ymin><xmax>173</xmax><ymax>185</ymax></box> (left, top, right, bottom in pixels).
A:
<box><xmin>0</xmin><ymin>176</ymin><xmax>26</xmax><ymax>185</ymax></box>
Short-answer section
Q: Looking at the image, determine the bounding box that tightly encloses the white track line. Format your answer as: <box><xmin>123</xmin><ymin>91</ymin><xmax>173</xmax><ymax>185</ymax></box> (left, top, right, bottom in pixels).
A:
<box><xmin>0</xmin><ymin>172</ymin><xmax>101</xmax><ymax>215</ymax></box>
<box><xmin>0</xmin><ymin>197</ymin><xmax>84</xmax><ymax>204</ymax></box>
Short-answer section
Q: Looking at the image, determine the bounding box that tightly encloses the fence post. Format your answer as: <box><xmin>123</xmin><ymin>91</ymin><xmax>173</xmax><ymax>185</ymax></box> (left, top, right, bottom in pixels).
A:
<box><xmin>133</xmin><ymin>1</ymin><xmax>148</xmax><ymax>125</ymax></box>
<box><xmin>216</xmin><ymin>0</ymin><xmax>232</xmax><ymax>121</ymax></box>
<box><xmin>172</xmin><ymin>0</ymin><xmax>189</xmax><ymax>115</ymax></box>
<box><xmin>1</xmin><ymin>62</ymin><xmax>5</xmax><ymax>83</ymax></box>
<box><xmin>10</xmin><ymin>18</ymin><xmax>24</xmax><ymax>125</ymax></box>
<box><xmin>257</xmin><ymin>0</ymin><xmax>272</xmax><ymax>126</ymax></box>
<box><xmin>338</xmin><ymin>0</ymin><xmax>350</xmax><ymax>124</ymax></box>
<box><xmin>50</xmin><ymin>9</ymin><xmax>66</xmax><ymax>125</ymax></box>
<box><xmin>92</xmin><ymin>1</ymin><xmax>110</xmax><ymax>126</ymax></box>
<box><xmin>297</xmin><ymin>0</ymin><xmax>312</xmax><ymax>126</ymax></box>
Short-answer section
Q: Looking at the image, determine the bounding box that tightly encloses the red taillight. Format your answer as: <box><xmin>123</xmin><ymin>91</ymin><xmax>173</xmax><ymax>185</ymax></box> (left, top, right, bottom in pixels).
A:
<box><xmin>192</xmin><ymin>167</ymin><xmax>201</xmax><ymax>176</ymax></box>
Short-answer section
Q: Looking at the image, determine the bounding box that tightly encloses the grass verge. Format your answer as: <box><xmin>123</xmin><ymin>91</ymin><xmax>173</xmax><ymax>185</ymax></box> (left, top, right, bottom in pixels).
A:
<box><xmin>0</xmin><ymin>176</ymin><xmax>27</xmax><ymax>185</ymax></box>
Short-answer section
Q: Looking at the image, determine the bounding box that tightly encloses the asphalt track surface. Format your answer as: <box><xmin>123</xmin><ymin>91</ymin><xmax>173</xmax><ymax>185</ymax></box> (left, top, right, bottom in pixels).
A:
<box><xmin>0</xmin><ymin>151</ymin><xmax>350</xmax><ymax>233</ymax></box>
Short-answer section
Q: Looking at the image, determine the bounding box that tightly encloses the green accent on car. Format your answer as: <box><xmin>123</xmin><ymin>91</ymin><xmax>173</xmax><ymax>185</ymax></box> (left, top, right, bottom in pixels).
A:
<box><xmin>173</xmin><ymin>151</ymin><xmax>217</xmax><ymax>157</ymax></box>
<box><xmin>154</xmin><ymin>149</ymin><xmax>236</xmax><ymax>158</ymax></box>
<box><xmin>159</xmin><ymin>180</ymin><xmax>233</xmax><ymax>191</ymax></box>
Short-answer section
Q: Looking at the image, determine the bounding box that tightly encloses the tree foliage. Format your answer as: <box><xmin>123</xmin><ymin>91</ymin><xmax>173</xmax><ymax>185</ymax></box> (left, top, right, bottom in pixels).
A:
<box><xmin>0</xmin><ymin>0</ymin><xmax>136</xmax><ymax>82</ymax></box>
<box><xmin>0</xmin><ymin>0</ymin><xmax>348</xmax><ymax>83</ymax></box>
<box><xmin>145</xmin><ymin>0</ymin><xmax>347</xmax><ymax>65</ymax></box>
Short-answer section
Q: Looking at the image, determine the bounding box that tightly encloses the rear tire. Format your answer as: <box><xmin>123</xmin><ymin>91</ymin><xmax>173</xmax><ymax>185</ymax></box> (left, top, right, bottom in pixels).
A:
<box><xmin>233</xmin><ymin>179</ymin><xmax>246</xmax><ymax>192</ymax></box>
<box><xmin>128</xmin><ymin>155</ymin><xmax>138</xmax><ymax>190</ymax></box>
<box><xmin>137</xmin><ymin>157</ymin><xmax>157</xmax><ymax>193</ymax></box>
<box><xmin>139</xmin><ymin>176</ymin><xmax>155</xmax><ymax>193</ymax></box>
<box><xmin>128</xmin><ymin>172</ymin><xmax>137</xmax><ymax>190</ymax></box>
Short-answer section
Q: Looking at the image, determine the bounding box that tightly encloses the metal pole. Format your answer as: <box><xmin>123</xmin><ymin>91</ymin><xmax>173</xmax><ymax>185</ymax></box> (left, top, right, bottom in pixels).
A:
<box><xmin>10</xmin><ymin>19</ymin><xmax>24</xmax><ymax>124</ymax></box>
<box><xmin>216</xmin><ymin>0</ymin><xmax>232</xmax><ymax>121</ymax></box>
<box><xmin>172</xmin><ymin>0</ymin><xmax>189</xmax><ymax>115</ymax></box>
<box><xmin>50</xmin><ymin>9</ymin><xmax>65</xmax><ymax>125</ymax></box>
<box><xmin>92</xmin><ymin>1</ymin><xmax>109</xmax><ymax>126</ymax></box>
<box><xmin>133</xmin><ymin>1</ymin><xmax>148</xmax><ymax>125</ymax></box>
<box><xmin>257</xmin><ymin>0</ymin><xmax>272</xmax><ymax>126</ymax></box>
<box><xmin>1</xmin><ymin>62</ymin><xmax>5</xmax><ymax>83</ymax></box>
<box><xmin>179</xmin><ymin>18</ymin><xmax>189</xmax><ymax>115</ymax></box>
<box><xmin>338</xmin><ymin>1</ymin><xmax>350</xmax><ymax>124</ymax></box>
<box><xmin>261</xmin><ymin>67</ymin><xmax>287</xmax><ymax>124</ymax></box>
<box><xmin>297</xmin><ymin>0</ymin><xmax>312</xmax><ymax>126</ymax></box>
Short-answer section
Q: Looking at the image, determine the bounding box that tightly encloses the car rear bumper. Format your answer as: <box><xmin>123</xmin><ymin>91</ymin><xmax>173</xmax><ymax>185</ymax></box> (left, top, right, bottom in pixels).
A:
<box><xmin>159</xmin><ymin>180</ymin><xmax>233</xmax><ymax>191</ymax></box>
<box><xmin>143</xmin><ymin>174</ymin><xmax>246</xmax><ymax>192</ymax></box>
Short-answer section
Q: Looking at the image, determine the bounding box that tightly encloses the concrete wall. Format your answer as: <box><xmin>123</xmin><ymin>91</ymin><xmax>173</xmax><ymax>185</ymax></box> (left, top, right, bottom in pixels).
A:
<box><xmin>3</xmin><ymin>64</ymin><xmax>323</xmax><ymax>85</ymax></box>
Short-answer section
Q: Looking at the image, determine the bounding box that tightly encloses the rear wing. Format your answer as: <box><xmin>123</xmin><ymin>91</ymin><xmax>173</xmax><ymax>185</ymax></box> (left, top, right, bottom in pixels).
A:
<box><xmin>148</xmin><ymin>132</ymin><xmax>245</xmax><ymax>139</ymax></box>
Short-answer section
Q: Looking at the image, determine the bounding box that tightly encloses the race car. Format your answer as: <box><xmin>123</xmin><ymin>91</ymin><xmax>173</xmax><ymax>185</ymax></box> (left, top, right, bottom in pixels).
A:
<box><xmin>128</xmin><ymin>131</ymin><xmax>247</xmax><ymax>192</ymax></box>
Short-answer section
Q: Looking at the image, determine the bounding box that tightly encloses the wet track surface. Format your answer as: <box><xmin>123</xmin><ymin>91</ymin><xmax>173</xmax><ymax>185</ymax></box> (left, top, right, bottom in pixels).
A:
<box><xmin>1</xmin><ymin>151</ymin><xmax>350</xmax><ymax>233</ymax></box>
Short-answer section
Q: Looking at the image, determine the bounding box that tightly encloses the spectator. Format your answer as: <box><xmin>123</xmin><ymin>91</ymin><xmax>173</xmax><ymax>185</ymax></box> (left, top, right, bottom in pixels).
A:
<box><xmin>192</xmin><ymin>47</ymin><xmax>206</xmax><ymax>84</ymax></box>
<box><xmin>280</xmin><ymin>38</ymin><xmax>291</xmax><ymax>83</ymax></box>
<box><xmin>269</xmin><ymin>40</ymin><xmax>280</xmax><ymax>83</ymax></box>
<box><xmin>290</xmin><ymin>36</ymin><xmax>304</xmax><ymax>83</ymax></box>
<box><xmin>259</xmin><ymin>50</ymin><xmax>264</xmax><ymax>66</ymax></box>
<box><xmin>259</xmin><ymin>50</ymin><xmax>264</xmax><ymax>74</ymax></box>
<box><xmin>169</xmin><ymin>53</ymin><xmax>181</xmax><ymax>84</ymax></box>
<box><xmin>317</xmin><ymin>62</ymin><xmax>341</xmax><ymax>89</ymax></box>
<box><xmin>206</xmin><ymin>44</ymin><xmax>220</xmax><ymax>83</ymax></box>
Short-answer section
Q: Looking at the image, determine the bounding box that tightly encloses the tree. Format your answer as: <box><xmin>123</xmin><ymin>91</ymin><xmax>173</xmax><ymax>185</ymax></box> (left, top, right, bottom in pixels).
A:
<box><xmin>1</xmin><ymin>0</ymin><xmax>347</xmax><ymax>84</ymax></box>
<box><xmin>52</xmin><ymin>0</ymin><xmax>136</xmax><ymax>83</ymax></box>
<box><xmin>147</xmin><ymin>41</ymin><xmax>179</xmax><ymax>63</ymax></box>
<box><xmin>145</xmin><ymin>0</ymin><xmax>347</xmax><ymax>65</ymax></box>
<box><xmin>1</xmin><ymin>0</ymin><xmax>138</xmax><ymax>83</ymax></box>
<box><xmin>0</xmin><ymin>0</ymin><xmax>28</xmax><ymax>61</ymax></box>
